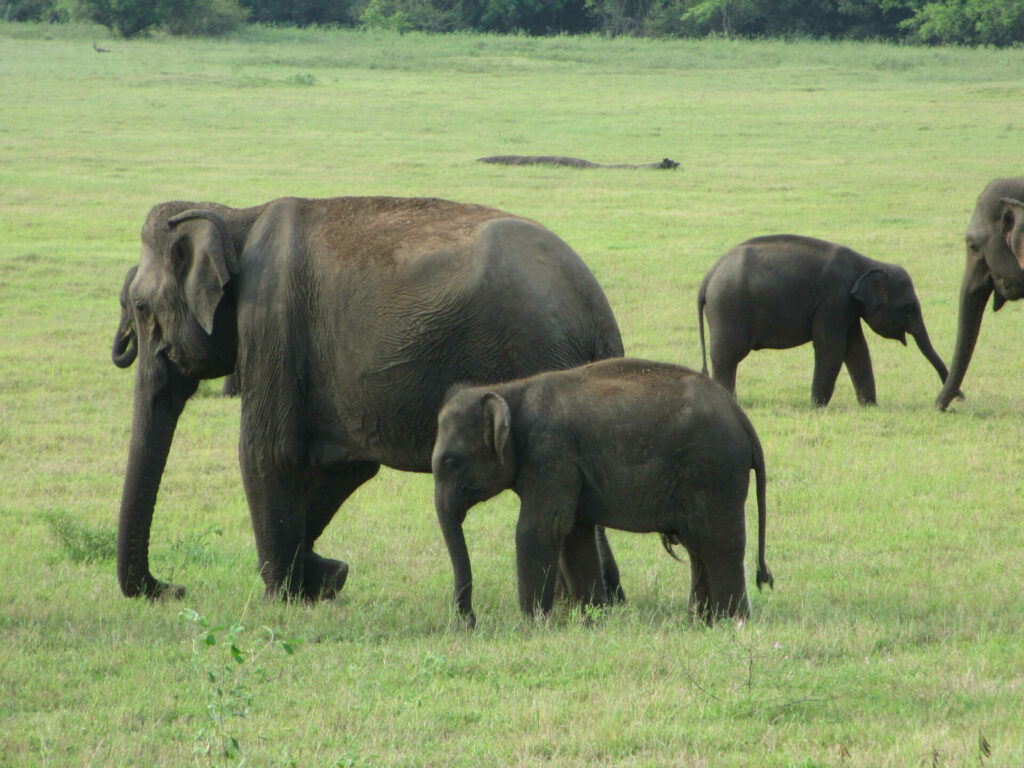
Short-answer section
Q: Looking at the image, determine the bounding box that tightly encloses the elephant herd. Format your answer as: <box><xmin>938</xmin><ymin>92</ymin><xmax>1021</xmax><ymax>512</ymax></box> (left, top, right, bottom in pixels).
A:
<box><xmin>110</xmin><ymin>177</ymin><xmax>1024</xmax><ymax>624</ymax></box>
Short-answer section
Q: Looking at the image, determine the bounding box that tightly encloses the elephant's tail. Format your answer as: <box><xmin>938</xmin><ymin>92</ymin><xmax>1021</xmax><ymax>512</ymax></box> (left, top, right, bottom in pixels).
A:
<box><xmin>750</xmin><ymin>427</ymin><xmax>774</xmax><ymax>593</ymax></box>
<box><xmin>697</xmin><ymin>277</ymin><xmax>709</xmax><ymax>376</ymax></box>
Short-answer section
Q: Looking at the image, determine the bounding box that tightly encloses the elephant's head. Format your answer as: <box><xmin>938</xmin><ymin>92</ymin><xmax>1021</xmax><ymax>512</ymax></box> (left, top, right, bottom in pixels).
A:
<box><xmin>431</xmin><ymin>388</ymin><xmax>517</xmax><ymax>623</ymax></box>
<box><xmin>114</xmin><ymin>203</ymin><xmax>240</xmax><ymax>598</ymax></box>
<box><xmin>851</xmin><ymin>264</ymin><xmax>950</xmax><ymax>385</ymax></box>
<box><xmin>937</xmin><ymin>178</ymin><xmax>1024</xmax><ymax>410</ymax></box>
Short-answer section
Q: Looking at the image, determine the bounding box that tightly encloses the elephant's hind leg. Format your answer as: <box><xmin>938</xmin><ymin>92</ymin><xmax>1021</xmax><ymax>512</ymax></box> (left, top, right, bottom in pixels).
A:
<box><xmin>301</xmin><ymin>461</ymin><xmax>380</xmax><ymax>600</ymax></box>
<box><xmin>708</xmin><ymin>323</ymin><xmax>748</xmax><ymax>395</ymax></box>
<box><xmin>704</xmin><ymin>548</ymin><xmax>750</xmax><ymax>621</ymax></box>
<box><xmin>686</xmin><ymin>549</ymin><xmax>712</xmax><ymax>623</ymax></box>
<box><xmin>241</xmin><ymin>455</ymin><xmax>379</xmax><ymax>601</ymax></box>
<box><xmin>595</xmin><ymin>526</ymin><xmax>625</xmax><ymax>603</ymax></box>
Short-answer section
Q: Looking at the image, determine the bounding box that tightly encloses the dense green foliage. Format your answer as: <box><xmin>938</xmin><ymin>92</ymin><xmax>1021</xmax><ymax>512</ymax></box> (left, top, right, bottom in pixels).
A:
<box><xmin>2</xmin><ymin>0</ymin><xmax>1023</xmax><ymax>42</ymax></box>
<box><xmin>2</xmin><ymin>23</ymin><xmax>1023</xmax><ymax>766</ymax></box>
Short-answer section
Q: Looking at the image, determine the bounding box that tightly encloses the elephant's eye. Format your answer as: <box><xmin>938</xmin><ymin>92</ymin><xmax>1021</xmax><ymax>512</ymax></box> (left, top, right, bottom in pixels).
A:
<box><xmin>442</xmin><ymin>456</ymin><xmax>461</xmax><ymax>472</ymax></box>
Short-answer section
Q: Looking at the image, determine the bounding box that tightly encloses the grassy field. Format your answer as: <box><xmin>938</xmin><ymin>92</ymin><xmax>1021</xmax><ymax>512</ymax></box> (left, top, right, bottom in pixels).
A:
<box><xmin>2</xmin><ymin>22</ymin><xmax>1024</xmax><ymax>767</ymax></box>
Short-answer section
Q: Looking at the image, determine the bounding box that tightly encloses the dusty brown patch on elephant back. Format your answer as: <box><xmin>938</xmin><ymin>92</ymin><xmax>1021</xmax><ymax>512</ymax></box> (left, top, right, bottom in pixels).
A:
<box><xmin>307</xmin><ymin>197</ymin><xmax>527</xmax><ymax>267</ymax></box>
<box><xmin>477</xmin><ymin>155</ymin><xmax>679</xmax><ymax>170</ymax></box>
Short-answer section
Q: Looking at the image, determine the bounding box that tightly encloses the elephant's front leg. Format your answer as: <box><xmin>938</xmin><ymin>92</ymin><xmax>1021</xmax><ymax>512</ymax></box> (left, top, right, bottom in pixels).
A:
<box><xmin>300</xmin><ymin>461</ymin><xmax>380</xmax><ymax>600</ymax></box>
<box><xmin>515</xmin><ymin>470</ymin><xmax>583</xmax><ymax>617</ymax></box>
<box><xmin>843</xmin><ymin>321</ymin><xmax>877</xmax><ymax>405</ymax></box>
<box><xmin>515</xmin><ymin>515</ymin><xmax>563</xmax><ymax>617</ymax></box>
<box><xmin>810</xmin><ymin>316</ymin><xmax>846</xmax><ymax>406</ymax></box>
<box><xmin>557</xmin><ymin>521</ymin><xmax>609</xmax><ymax>608</ymax></box>
<box><xmin>240</xmin><ymin>455</ymin><xmax>308</xmax><ymax>598</ymax></box>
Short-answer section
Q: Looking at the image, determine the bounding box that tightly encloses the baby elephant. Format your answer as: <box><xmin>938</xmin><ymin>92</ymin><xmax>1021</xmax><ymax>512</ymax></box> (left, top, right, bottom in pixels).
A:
<box><xmin>431</xmin><ymin>358</ymin><xmax>773</xmax><ymax>626</ymax></box>
<box><xmin>698</xmin><ymin>235</ymin><xmax>952</xmax><ymax>406</ymax></box>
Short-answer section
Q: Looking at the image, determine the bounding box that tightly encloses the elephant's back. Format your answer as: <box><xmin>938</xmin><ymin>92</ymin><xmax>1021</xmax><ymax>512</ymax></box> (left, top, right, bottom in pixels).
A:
<box><xmin>299</xmin><ymin>196</ymin><xmax>526</xmax><ymax>270</ymax></box>
<box><xmin>706</xmin><ymin>236</ymin><xmax>836</xmax><ymax>307</ymax></box>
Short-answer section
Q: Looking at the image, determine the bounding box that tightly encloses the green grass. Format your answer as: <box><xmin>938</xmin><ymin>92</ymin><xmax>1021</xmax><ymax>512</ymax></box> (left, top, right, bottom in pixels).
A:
<box><xmin>2</xmin><ymin>22</ymin><xmax>1024</xmax><ymax>766</ymax></box>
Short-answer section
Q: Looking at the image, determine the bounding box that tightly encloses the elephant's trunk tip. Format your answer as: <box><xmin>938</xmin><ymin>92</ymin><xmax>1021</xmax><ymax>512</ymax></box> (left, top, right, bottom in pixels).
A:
<box><xmin>756</xmin><ymin>564</ymin><xmax>773</xmax><ymax>592</ymax></box>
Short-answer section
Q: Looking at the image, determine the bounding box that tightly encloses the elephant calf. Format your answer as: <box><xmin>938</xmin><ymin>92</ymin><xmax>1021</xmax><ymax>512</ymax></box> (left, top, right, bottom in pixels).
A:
<box><xmin>698</xmin><ymin>234</ymin><xmax>952</xmax><ymax>407</ymax></box>
<box><xmin>431</xmin><ymin>358</ymin><xmax>773</xmax><ymax>626</ymax></box>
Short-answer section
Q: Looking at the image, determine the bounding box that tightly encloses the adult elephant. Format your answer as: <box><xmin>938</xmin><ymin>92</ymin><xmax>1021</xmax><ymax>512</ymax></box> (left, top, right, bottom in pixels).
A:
<box><xmin>112</xmin><ymin>196</ymin><xmax>625</xmax><ymax>602</ymax></box>
<box><xmin>936</xmin><ymin>178</ymin><xmax>1024</xmax><ymax>410</ymax></box>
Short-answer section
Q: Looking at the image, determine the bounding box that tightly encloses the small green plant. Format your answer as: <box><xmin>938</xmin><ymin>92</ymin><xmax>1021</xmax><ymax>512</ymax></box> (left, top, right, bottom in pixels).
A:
<box><xmin>44</xmin><ymin>510</ymin><xmax>117</xmax><ymax>564</ymax></box>
<box><xmin>180</xmin><ymin>608</ymin><xmax>300</xmax><ymax>767</ymax></box>
<box><xmin>286</xmin><ymin>73</ymin><xmax>316</xmax><ymax>86</ymax></box>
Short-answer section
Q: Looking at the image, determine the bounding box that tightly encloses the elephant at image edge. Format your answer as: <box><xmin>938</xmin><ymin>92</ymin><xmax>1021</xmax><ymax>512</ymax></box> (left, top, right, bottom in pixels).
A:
<box><xmin>698</xmin><ymin>234</ymin><xmax>952</xmax><ymax>406</ymax></box>
<box><xmin>111</xmin><ymin>196</ymin><xmax>626</xmax><ymax>602</ymax></box>
<box><xmin>431</xmin><ymin>358</ymin><xmax>773</xmax><ymax>625</ymax></box>
<box><xmin>113</xmin><ymin>265</ymin><xmax>238</xmax><ymax>397</ymax></box>
<box><xmin>936</xmin><ymin>178</ymin><xmax>1024</xmax><ymax>410</ymax></box>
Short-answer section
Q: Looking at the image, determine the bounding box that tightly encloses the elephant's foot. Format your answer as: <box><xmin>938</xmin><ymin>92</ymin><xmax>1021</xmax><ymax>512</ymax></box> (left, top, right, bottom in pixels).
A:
<box><xmin>125</xmin><ymin>572</ymin><xmax>185</xmax><ymax>601</ymax></box>
<box><xmin>154</xmin><ymin>581</ymin><xmax>187</xmax><ymax>601</ymax></box>
<box><xmin>606</xmin><ymin>581</ymin><xmax>626</xmax><ymax>604</ymax></box>
<box><xmin>302</xmin><ymin>553</ymin><xmax>349</xmax><ymax>601</ymax></box>
<box><xmin>261</xmin><ymin>554</ymin><xmax>349</xmax><ymax>602</ymax></box>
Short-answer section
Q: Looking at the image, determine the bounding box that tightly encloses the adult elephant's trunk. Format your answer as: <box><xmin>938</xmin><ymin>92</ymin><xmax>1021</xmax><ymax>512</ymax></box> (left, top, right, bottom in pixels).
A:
<box><xmin>936</xmin><ymin>259</ymin><xmax>993</xmax><ymax>410</ymax></box>
<box><xmin>111</xmin><ymin>318</ymin><xmax>137</xmax><ymax>368</ymax></box>
<box><xmin>117</xmin><ymin>357</ymin><xmax>196</xmax><ymax>598</ymax></box>
<box><xmin>112</xmin><ymin>266</ymin><xmax>139</xmax><ymax>368</ymax></box>
<box><xmin>435</xmin><ymin>485</ymin><xmax>475</xmax><ymax>627</ymax></box>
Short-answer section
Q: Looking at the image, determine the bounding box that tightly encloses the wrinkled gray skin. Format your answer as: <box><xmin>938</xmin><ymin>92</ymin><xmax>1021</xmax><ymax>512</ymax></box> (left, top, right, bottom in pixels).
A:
<box><xmin>113</xmin><ymin>266</ymin><xmax>237</xmax><ymax>397</ymax></box>
<box><xmin>111</xmin><ymin>196</ymin><xmax>625</xmax><ymax>602</ymax></box>
<box><xmin>432</xmin><ymin>358</ymin><xmax>773</xmax><ymax>626</ymax></box>
<box><xmin>936</xmin><ymin>178</ymin><xmax>1024</xmax><ymax>410</ymax></box>
<box><xmin>698</xmin><ymin>235</ymin><xmax>951</xmax><ymax>407</ymax></box>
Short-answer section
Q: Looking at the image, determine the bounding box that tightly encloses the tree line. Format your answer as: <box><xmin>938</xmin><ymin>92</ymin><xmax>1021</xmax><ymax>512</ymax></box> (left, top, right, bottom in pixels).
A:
<box><xmin>3</xmin><ymin>0</ymin><xmax>1023</xmax><ymax>45</ymax></box>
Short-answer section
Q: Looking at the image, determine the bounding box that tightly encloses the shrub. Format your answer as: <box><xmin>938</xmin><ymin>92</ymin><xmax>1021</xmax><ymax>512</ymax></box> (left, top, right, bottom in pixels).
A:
<box><xmin>164</xmin><ymin>0</ymin><xmax>247</xmax><ymax>36</ymax></box>
<box><xmin>61</xmin><ymin>0</ymin><xmax>247</xmax><ymax>36</ymax></box>
<box><xmin>0</xmin><ymin>0</ymin><xmax>67</xmax><ymax>20</ymax></box>
<box><xmin>902</xmin><ymin>0</ymin><xmax>1024</xmax><ymax>46</ymax></box>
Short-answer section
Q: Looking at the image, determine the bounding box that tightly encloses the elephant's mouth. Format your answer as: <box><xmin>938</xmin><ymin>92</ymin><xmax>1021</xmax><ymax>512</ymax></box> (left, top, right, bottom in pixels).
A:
<box><xmin>992</xmin><ymin>274</ymin><xmax>1024</xmax><ymax>301</ymax></box>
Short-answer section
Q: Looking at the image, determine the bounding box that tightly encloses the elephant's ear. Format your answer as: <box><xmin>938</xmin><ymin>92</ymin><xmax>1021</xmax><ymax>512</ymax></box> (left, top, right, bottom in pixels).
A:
<box><xmin>851</xmin><ymin>269</ymin><xmax>888</xmax><ymax>315</ymax></box>
<box><xmin>167</xmin><ymin>210</ymin><xmax>238</xmax><ymax>335</ymax></box>
<box><xmin>481</xmin><ymin>393</ymin><xmax>514</xmax><ymax>473</ymax></box>
<box><xmin>999</xmin><ymin>197</ymin><xmax>1024</xmax><ymax>269</ymax></box>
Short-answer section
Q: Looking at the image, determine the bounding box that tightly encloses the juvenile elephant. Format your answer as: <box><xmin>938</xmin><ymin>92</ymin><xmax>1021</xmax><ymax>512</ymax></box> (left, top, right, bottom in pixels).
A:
<box><xmin>698</xmin><ymin>235</ymin><xmax>951</xmax><ymax>406</ymax></box>
<box><xmin>431</xmin><ymin>358</ymin><xmax>773</xmax><ymax>625</ymax></box>
<box><xmin>936</xmin><ymin>178</ymin><xmax>1024</xmax><ymax>410</ymax></box>
<box><xmin>111</xmin><ymin>196</ymin><xmax>626</xmax><ymax>602</ymax></box>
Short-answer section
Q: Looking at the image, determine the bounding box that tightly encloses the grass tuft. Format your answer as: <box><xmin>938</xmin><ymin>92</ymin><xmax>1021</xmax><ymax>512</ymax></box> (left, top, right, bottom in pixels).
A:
<box><xmin>44</xmin><ymin>510</ymin><xmax>117</xmax><ymax>565</ymax></box>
